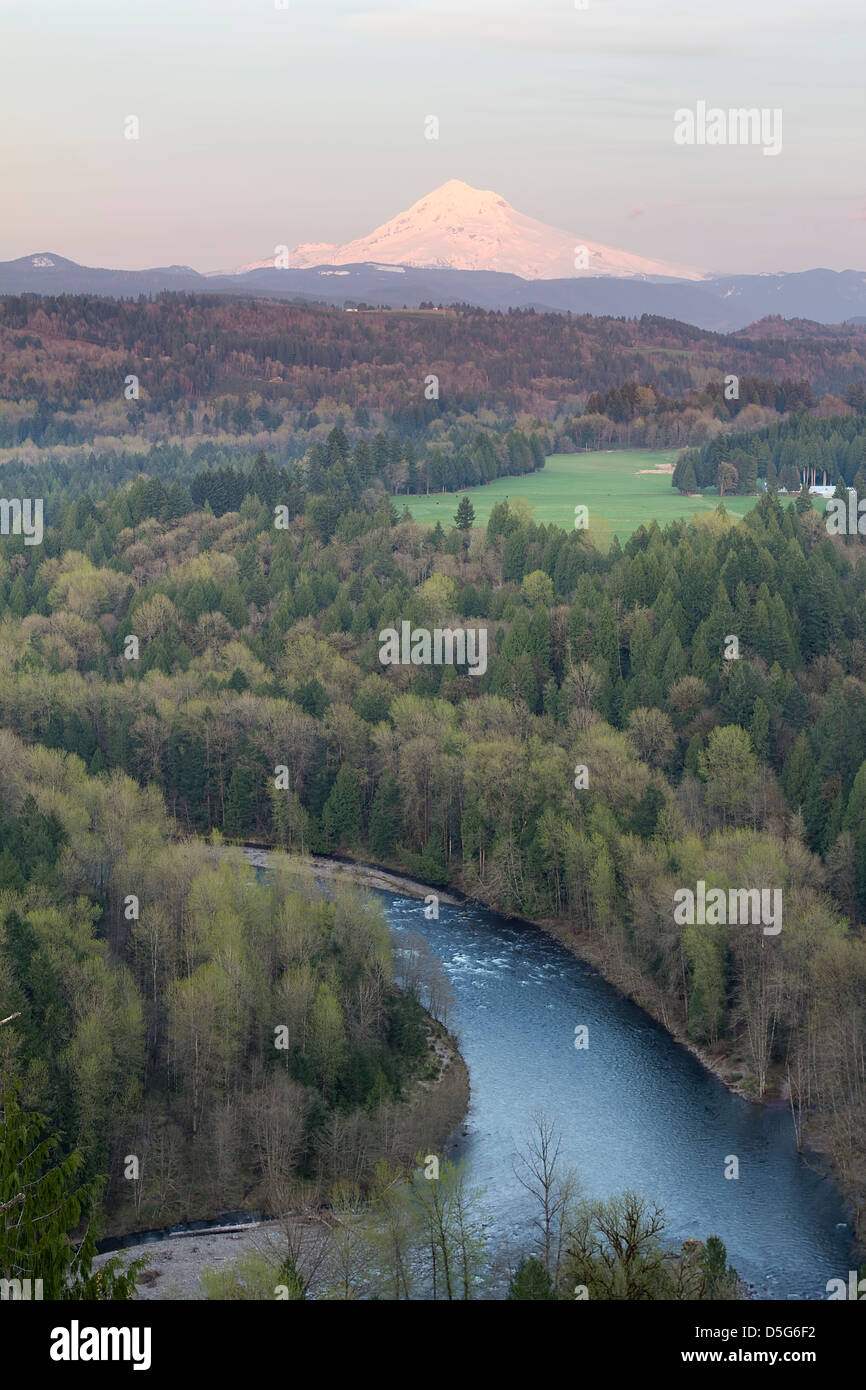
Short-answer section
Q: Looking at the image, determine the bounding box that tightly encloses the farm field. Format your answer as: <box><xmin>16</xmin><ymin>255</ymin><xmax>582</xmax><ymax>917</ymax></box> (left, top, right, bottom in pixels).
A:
<box><xmin>402</xmin><ymin>450</ymin><xmax>759</xmax><ymax>541</ymax></box>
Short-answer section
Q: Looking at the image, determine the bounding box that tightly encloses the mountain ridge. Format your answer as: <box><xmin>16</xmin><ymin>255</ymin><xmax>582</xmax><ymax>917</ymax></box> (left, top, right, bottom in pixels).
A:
<box><xmin>3</xmin><ymin>252</ymin><xmax>866</xmax><ymax>335</ymax></box>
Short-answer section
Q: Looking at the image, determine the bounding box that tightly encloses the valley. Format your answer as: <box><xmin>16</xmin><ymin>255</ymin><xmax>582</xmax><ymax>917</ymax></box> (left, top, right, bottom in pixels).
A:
<box><xmin>405</xmin><ymin>449</ymin><xmax>760</xmax><ymax>540</ymax></box>
<box><xmin>3</xmin><ymin>0</ymin><xmax>865</xmax><ymax>1352</ymax></box>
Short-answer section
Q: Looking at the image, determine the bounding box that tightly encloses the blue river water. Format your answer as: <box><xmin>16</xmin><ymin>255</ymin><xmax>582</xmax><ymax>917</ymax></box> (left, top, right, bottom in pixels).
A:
<box><xmin>381</xmin><ymin>889</ymin><xmax>857</xmax><ymax>1301</ymax></box>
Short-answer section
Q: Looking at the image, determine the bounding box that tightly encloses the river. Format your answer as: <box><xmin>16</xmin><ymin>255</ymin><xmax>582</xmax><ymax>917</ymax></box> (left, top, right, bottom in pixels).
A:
<box><xmin>381</xmin><ymin>887</ymin><xmax>856</xmax><ymax>1300</ymax></box>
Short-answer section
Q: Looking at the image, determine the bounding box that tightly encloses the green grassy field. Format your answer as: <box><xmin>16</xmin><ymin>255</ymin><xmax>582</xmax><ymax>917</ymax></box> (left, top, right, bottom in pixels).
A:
<box><xmin>403</xmin><ymin>450</ymin><xmax>759</xmax><ymax>541</ymax></box>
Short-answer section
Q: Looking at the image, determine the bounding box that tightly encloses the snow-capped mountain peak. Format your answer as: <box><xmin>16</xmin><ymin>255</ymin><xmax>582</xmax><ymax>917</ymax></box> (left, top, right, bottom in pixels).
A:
<box><xmin>218</xmin><ymin>180</ymin><xmax>705</xmax><ymax>281</ymax></box>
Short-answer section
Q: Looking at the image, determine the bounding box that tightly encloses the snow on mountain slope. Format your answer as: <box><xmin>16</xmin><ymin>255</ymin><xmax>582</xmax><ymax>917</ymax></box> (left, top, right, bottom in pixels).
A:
<box><xmin>223</xmin><ymin>180</ymin><xmax>705</xmax><ymax>281</ymax></box>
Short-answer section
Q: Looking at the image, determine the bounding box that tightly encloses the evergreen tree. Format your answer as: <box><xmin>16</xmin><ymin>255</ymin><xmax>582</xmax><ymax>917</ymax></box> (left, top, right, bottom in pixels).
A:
<box><xmin>699</xmin><ymin>1236</ymin><xmax>740</xmax><ymax>1301</ymax></box>
<box><xmin>224</xmin><ymin>767</ymin><xmax>256</xmax><ymax>836</ymax></box>
<box><xmin>676</xmin><ymin>456</ymin><xmax>698</xmax><ymax>494</ymax></box>
<box><xmin>507</xmin><ymin>1255</ymin><xmax>556</xmax><ymax>1300</ymax></box>
<box><xmin>630</xmin><ymin>784</ymin><xmax>665</xmax><ymax>839</ymax></box>
<box><xmin>322</xmin><ymin>765</ymin><xmax>362</xmax><ymax>849</ymax></box>
<box><xmin>750</xmin><ymin>697</ymin><xmax>771</xmax><ymax>761</ymax></box>
<box><xmin>226</xmin><ymin>666</ymin><xmax>249</xmax><ymax>693</ymax></box>
<box><xmin>843</xmin><ymin>761</ymin><xmax>866</xmax><ymax>917</ymax></box>
<box><xmin>781</xmin><ymin>733</ymin><xmax>824</xmax><ymax>846</ymax></box>
<box><xmin>0</xmin><ymin>1089</ymin><xmax>143</xmax><ymax>1299</ymax></box>
<box><xmin>454</xmin><ymin>496</ymin><xmax>475</xmax><ymax>531</ymax></box>
<box><xmin>369</xmin><ymin>773</ymin><xmax>402</xmax><ymax>857</ymax></box>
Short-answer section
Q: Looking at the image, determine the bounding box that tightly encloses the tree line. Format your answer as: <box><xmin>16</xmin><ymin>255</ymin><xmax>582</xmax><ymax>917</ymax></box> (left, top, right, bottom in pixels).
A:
<box><xmin>675</xmin><ymin>407</ymin><xmax>866</xmax><ymax>495</ymax></box>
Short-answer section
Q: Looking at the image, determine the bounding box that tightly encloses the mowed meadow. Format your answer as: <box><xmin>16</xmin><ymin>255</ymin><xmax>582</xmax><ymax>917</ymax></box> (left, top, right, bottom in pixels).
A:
<box><xmin>404</xmin><ymin>450</ymin><xmax>759</xmax><ymax>542</ymax></box>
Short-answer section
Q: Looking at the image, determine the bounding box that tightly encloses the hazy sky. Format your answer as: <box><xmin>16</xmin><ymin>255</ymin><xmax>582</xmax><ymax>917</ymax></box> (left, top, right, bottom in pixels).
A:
<box><xmin>2</xmin><ymin>0</ymin><xmax>864</xmax><ymax>274</ymax></box>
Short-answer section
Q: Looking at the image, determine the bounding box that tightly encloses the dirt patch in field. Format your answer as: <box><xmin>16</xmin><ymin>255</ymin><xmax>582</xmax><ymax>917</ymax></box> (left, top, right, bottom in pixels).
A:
<box><xmin>636</xmin><ymin>464</ymin><xmax>675</xmax><ymax>474</ymax></box>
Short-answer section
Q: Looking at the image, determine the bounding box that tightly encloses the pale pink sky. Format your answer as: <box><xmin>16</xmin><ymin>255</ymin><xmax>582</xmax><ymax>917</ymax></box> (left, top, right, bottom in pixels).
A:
<box><xmin>1</xmin><ymin>0</ymin><xmax>864</xmax><ymax>274</ymax></box>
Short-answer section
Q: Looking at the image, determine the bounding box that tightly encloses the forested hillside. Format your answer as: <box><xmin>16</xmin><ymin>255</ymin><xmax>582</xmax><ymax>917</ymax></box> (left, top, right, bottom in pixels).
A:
<box><xmin>0</xmin><ymin>438</ymin><xmax>864</xmax><ymax>1236</ymax></box>
<box><xmin>3</xmin><ymin>294</ymin><xmax>866</xmax><ymax>502</ymax></box>
<box><xmin>0</xmin><ymin>730</ymin><xmax>464</xmax><ymax>1231</ymax></box>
